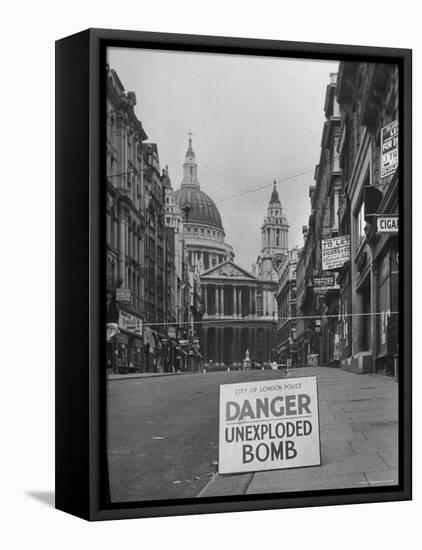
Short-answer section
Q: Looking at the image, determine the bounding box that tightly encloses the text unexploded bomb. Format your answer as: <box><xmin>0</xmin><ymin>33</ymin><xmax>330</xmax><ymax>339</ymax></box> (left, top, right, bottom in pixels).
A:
<box><xmin>224</xmin><ymin>395</ymin><xmax>313</xmax><ymax>465</ymax></box>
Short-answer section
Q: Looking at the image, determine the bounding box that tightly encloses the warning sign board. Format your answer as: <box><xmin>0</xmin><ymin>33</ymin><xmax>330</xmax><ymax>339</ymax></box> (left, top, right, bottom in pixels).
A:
<box><xmin>218</xmin><ymin>376</ymin><xmax>321</xmax><ymax>474</ymax></box>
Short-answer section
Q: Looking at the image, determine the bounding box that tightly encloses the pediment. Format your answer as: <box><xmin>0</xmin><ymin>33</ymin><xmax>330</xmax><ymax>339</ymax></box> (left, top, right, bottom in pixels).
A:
<box><xmin>201</xmin><ymin>261</ymin><xmax>258</xmax><ymax>281</ymax></box>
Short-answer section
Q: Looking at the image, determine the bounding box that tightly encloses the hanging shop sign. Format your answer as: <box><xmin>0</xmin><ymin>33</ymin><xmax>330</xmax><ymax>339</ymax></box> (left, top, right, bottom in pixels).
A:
<box><xmin>312</xmin><ymin>275</ymin><xmax>339</xmax><ymax>294</ymax></box>
<box><xmin>218</xmin><ymin>376</ymin><xmax>321</xmax><ymax>474</ymax></box>
<box><xmin>377</xmin><ymin>215</ymin><xmax>399</xmax><ymax>234</ymax></box>
<box><xmin>116</xmin><ymin>288</ymin><xmax>131</xmax><ymax>302</ymax></box>
<box><xmin>381</xmin><ymin>119</ymin><xmax>399</xmax><ymax>179</ymax></box>
<box><xmin>321</xmin><ymin>235</ymin><xmax>350</xmax><ymax>271</ymax></box>
<box><xmin>118</xmin><ymin>311</ymin><xmax>142</xmax><ymax>335</ymax></box>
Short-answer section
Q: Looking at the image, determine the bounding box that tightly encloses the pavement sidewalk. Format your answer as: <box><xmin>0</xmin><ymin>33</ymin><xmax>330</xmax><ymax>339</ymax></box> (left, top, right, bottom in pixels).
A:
<box><xmin>198</xmin><ymin>366</ymin><xmax>398</xmax><ymax>497</ymax></box>
<box><xmin>107</xmin><ymin>371</ymin><xmax>192</xmax><ymax>381</ymax></box>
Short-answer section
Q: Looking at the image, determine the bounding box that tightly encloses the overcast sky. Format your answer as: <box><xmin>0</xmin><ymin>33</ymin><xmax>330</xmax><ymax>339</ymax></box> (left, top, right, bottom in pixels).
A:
<box><xmin>108</xmin><ymin>48</ymin><xmax>338</xmax><ymax>271</ymax></box>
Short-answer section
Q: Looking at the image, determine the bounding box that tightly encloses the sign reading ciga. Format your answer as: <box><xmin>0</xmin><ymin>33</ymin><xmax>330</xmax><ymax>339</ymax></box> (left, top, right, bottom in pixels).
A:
<box><xmin>322</xmin><ymin>235</ymin><xmax>350</xmax><ymax>271</ymax></box>
<box><xmin>219</xmin><ymin>377</ymin><xmax>320</xmax><ymax>474</ymax></box>
<box><xmin>377</xmin><ymin>215</ymin><xmax>399</xmax><ymax>234</ymax></box>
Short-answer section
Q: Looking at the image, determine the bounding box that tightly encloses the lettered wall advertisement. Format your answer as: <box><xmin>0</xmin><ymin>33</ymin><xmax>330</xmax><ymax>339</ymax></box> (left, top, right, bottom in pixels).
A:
<box><xmin>381</xmin><ymin>120</ymin><xmax>399</xmax><ymax>178</ymax></box>
<box><xmin>321</xmin><ymin>235</ymin><xmax>350</xmax><ymax>271</ymax></box>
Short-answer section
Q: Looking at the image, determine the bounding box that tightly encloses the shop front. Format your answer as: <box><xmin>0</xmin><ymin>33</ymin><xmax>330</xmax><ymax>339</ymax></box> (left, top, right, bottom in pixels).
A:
<box><xmin>374</xmin><ymin>245</ymin><xmax>399</xmax><ymax>376</ymax></box>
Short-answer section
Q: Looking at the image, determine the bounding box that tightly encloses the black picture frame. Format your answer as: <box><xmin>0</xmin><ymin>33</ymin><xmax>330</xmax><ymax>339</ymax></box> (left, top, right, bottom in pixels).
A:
<box><xmin>55</xmin><ymin>28</ymin><xmax>412</xmax><ymax>521</ymax></box>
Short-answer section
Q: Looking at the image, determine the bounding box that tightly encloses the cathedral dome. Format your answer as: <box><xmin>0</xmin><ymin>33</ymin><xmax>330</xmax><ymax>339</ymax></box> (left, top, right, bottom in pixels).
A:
<box><xmin>174</xmin><ymin>185</ymin><xmax>224</xmax><ymax>230</ymax></box>
<box><xmin>174</xmin><ymin>136</ymin><xmax>224</xmax><ymax>231</ymax></box>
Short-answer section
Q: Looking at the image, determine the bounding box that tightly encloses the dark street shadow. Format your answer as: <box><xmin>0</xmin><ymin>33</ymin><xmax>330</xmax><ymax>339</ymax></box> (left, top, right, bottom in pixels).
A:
<box><xmin>26</xmin><ymin>491</ymin><xmax>55</xmax><ymax>508</ymax></box>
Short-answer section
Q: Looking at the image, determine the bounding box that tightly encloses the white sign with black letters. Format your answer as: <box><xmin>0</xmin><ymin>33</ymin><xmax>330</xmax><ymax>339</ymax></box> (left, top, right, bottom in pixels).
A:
<box><xmin>321</xmin><ymin>235</ymin><xmax>350</xmax><ymax>271</ymax></box>
<box><xmin>116</xmin><ymin>288</ymin><xmax>131</xmax><ymax>302</ymax></box>
<box><xmin>218</xmin><ymin>376</ymin><xmax>321</xmax><ymax>474</ymax></box>
<box><xmin>377</xmin><ymin>216</ymin><xmax>399</xmax><ymax>234</ymax></box>
<box><xmin>381</xmin><ymin>120</ymin><xmax>398</xmax><ymax>179</ymax></box>
<box><xmin>118</xmin><ymin>311</ymin><xmax>142</xmax><ymax>335</ymax></box>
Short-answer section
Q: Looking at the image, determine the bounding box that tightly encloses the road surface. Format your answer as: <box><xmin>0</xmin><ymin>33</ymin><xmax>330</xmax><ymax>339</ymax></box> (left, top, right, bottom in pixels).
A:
<box><xmin>107</xmin><ymin>369</ymin><xmax>289</xmax><ymax>502</ymax></box>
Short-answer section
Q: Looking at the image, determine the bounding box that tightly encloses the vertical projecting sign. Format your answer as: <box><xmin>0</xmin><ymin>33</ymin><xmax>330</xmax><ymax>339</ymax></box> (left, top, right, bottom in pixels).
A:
<box><xmin>219</xmin><ymin>377</ymin><xmax>321</xmax><ymax>474</ymax></box>
<box><xmin>381</xmin><ymin>120</ymin><xmax>398</xmax><ymax>178</ymax></box>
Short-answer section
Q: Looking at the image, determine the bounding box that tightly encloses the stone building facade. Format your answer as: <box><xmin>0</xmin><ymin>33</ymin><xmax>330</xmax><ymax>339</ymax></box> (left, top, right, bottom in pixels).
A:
<box><xmin>296</xmin><ymin>73</ymin><xmax>342</xmax><ymax>367</ymax></box>
<box><xmin>336</xmin><ymin>61</ymin><xmax>399</xmax><ymax>375</ymax></box>
<box><xmin>106</xmin><ymin>68</ymin><xmax>147</xmax><ymax>374</ymax></box>
<box><xmin>295</xmin><ymin>63</ymin><xmax>399</xmax><ymax>376</ymax></box>
<box><xmin>276</xmin><ymin>247</ymin><xmax>300</xmax><ymax>366</ymax></box>
<box><xmin>106</xmin><ymin>67</ymin><xmax>198</xmax><ymax>374</ymax></box>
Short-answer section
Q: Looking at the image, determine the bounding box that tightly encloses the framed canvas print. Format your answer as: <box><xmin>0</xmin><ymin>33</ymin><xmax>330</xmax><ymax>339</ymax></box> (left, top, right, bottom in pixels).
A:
<box><xmin>55</xmin><ymin>28</ymin><xmax>412</xmax><ymax>521</ymax></box>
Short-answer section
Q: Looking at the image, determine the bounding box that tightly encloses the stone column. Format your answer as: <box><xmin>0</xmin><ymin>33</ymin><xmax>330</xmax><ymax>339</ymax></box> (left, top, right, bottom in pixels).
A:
<box><xmin>217</xmin><ymin>327</ymin><xmax>224</xmax><ymax>365</ymax></box>
<box><xmin>236</xmin><ymin>327</ymin><xmax>241</xmax><ymax>365</ymax></box>
<box><xmin>239</xmin><ymin>287</ymin><xmax>243</xmax><ymax>317</ymax></box>
<box><xmin>230</xmin><ymin>328</ymin><xmax>235</xmax><ymax>365</ymax></box>
<box><xmin>204</xmin><ymin>285</ymin><xmax>208</xmax><ymax>315</ymax></box>
<box><xmin>220</xmin><ymin>286</ymin><xmax>225</xmax><ymax>317</ymax></box>
<box><xmin>251</xmin><ymin>328</ymin><xmax>255</xmax><ymax>359</ymax></box>
<box><xmin>233</xmin><ymin>285</ymin><xmax>237</xmax><ymax>317</ymax></box>
<box><xmin>215</xmin><ymin>286</ymin><xmax>219</xmax><ymax>316</ymax></box>
<box><xmin>249</xmin><ymin>287</ymin><xmax>253</xmax><ymax>316</ymax></box>
<box><xmin>221</xmin><ymin>328</ymin><xmax>226</xmax><ymax>365</ymax></box>
<box><xmin>203</xmin><ymin>328</ymin><xmax>208</xmax><ymax>362</ymax></box>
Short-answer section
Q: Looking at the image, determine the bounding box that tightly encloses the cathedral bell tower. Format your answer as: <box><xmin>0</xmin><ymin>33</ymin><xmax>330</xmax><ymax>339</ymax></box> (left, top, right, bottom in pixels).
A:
<box><xmin>181</xmin><ymin>133</ymin><xmax>200</xmax><ymax>188</ymax></box>
<box><xmin>257</xmin><ymin>181</ymin><xmax>289</xmax><ymax>280</ymax></box>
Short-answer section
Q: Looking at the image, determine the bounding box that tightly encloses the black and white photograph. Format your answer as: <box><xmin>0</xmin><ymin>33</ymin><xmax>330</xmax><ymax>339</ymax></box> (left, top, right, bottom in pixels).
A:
<box><xmin>105</xmin><ymin>47</ymin><xmax>400</xmax><ymax>503</ymax></box>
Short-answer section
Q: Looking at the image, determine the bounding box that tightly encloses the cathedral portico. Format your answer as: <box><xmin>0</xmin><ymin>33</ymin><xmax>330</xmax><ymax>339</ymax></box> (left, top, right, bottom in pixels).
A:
<box><xmin>200</xmin><ymin>260</ymin><xmax>276</xmax><ymax>367</ymax></box>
